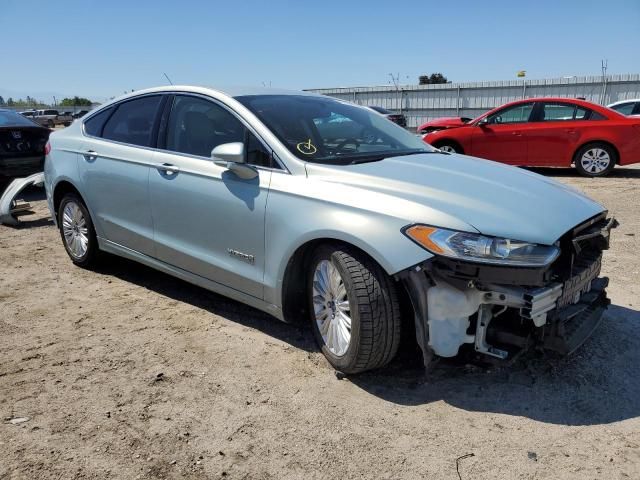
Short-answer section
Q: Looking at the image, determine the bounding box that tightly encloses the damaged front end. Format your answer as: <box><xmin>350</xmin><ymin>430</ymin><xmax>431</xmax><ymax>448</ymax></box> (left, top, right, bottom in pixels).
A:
<box><xmin>399</xmin><ymin>214</ymin><xmax>617</xmax><ymax>366</ymax></box>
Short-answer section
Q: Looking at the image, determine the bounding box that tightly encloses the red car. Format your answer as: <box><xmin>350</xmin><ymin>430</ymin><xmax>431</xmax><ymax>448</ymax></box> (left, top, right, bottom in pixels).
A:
<box><xmin>420</xmin><ymin>98</ymin><xmax>640</xmax><ymax>177</ymax></box>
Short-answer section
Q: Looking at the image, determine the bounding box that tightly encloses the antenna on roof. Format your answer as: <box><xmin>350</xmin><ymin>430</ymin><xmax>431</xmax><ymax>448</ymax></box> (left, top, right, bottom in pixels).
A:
<box><xmin>163</xmin><ymin>73</ymin><xmax>174</xmax><ymax>85</ymax></box>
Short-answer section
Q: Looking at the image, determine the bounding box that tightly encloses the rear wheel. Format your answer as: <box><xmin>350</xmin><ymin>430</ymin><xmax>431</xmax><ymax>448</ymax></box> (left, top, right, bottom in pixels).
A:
<box><xmin>574</xmin><ymin>143</ymin><xmax>616</xmax><ymax>177</ymax></box>
<box><xmin>47</xmin><ymin>119</ymin><xmax>55</xmax><ymax>128</ymax></box>
<box><xmin>308</xmin><ymin>244</ymin><xmax>401</xmax><ymax>374</ymax></box>
<box><xmin>58</xmin><ymin>193</ymin><xmax>99</xmax><ymax>268</ymax></box>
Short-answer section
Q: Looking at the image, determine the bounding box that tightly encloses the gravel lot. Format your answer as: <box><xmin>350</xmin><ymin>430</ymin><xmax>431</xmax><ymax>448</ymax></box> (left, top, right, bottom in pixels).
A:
<box><xmin>1</xmin><ymin>166</ymin><xmax>639</xmax><ymax>479</ymax></box>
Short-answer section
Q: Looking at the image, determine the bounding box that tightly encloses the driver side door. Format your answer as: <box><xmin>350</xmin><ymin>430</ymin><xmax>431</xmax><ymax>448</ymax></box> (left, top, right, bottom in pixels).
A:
<box><xmin>470</xmin><ymin>102</ymin><xmax>535</xmax><ymax>165</ymax></box>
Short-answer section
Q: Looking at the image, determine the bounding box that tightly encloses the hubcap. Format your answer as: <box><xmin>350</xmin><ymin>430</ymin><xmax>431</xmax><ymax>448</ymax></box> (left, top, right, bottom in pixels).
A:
<box><xmin>439</xmin><ymin>145</ymin><xmax>456</xmax><ymax>153</ymax></box>
<box><xmin>580</xmin><ymin>148</ymin><xmax>611</xmax><ymax>174</ymax></box>
<box><xmin>312</xmin><ymin>260</ymin><xmax>351</xmax><ymax>357</ymax></box>
<box><xmin>62</xmin><ymin>201</ymin><xmax>89</xmax><ymax>259</ymax></box>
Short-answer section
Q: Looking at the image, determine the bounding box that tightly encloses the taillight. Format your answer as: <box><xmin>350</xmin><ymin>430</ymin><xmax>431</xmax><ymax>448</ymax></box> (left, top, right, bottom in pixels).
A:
<box><xmin>45</xmin><ymin>141</ymin><xmax>51</xmax><ymax>155</ymax></box>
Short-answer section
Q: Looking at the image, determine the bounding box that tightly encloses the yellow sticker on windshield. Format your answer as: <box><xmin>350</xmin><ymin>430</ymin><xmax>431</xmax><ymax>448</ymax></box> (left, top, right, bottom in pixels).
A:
<box><xmin>296</xmin><ymin>139</ymin><xmax>317</xmax><ymax>155</ymax></box>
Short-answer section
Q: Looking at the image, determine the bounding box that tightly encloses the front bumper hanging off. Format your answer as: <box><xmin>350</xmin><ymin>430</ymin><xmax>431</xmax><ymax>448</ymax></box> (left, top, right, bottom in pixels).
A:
<box><xmin>398</xmin><ymin>216</ymin><xmax>616</xmax><ymax>366</ymax></box>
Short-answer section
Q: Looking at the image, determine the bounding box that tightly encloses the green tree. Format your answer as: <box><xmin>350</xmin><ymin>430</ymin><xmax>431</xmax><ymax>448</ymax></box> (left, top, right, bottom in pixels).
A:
<box><xmin>7</xmin><ymin>97</ymin><xmax>15</xmax><ymax>107</ymax></box>
<box><xmin>418</xmin><ymin>73</ymin><xmax>449</xmax><ymax>85</ymax></box>
<box><xmin>60</xmin><ymin>96</ymin><xmax>93</xmax><ymax>107</ymax></box>
<box><xmin>0</xmin><ymin>96</ymin><xmax>5</xmax><ymax>106</ymax></box>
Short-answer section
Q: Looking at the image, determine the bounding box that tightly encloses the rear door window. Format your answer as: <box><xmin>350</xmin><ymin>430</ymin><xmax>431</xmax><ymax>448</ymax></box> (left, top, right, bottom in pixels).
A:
<box><xmin>541</xmin><ymin>103</ymin><xmax>576</xmax><ymax>121</ymax></box>
<box><xmin>102</xmin><ymin>96</ymin><xmax>162</xmax><ymax>147</ymax></box>
<box><xmin>540</xmin><ymin>103</ymin><xmax>600</xmax><ymax>121</ymax></box>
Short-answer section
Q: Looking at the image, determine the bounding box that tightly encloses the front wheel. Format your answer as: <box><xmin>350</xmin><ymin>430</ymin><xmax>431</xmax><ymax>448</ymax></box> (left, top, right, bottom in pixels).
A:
<box><xmin>574</xmin><ymin>143</ymin><xmax>616</xmax><ymax>177</ymax></box>
<box><xmin>58</xmin><ymin>193</ymin><xmax>99</xmax><ymax>268</ymax></box>
<box><xmin>434</xmin><ymin>141</ymin><xmax>462</xmax><ymax>154</ymax></box>
<box><xmin>308</xmin><ymin>245</ymin><xmax>401</xmax><ymax>374</ymax></box>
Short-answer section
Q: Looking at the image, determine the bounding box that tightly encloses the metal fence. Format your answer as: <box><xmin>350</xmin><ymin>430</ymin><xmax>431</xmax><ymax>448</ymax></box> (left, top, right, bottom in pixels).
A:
<box><xmin>307</xmin><ymin>74</ymin><xmax>640</xmax><ymax>129</ymax></box>
<box><xmin>1</xmin><ymin>105</ymin><xmax>98</xmax><ymax>114</ymax></box>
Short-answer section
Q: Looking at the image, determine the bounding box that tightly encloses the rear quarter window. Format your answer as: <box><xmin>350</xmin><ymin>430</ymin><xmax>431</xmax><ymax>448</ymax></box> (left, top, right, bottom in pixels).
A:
<box><xmin>84</xmin><ymin>106</ymin><xmax>116</xmax><ymax>137</ymax></box>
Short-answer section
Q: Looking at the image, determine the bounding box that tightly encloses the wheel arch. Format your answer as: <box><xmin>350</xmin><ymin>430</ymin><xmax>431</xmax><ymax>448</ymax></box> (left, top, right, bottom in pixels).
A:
<box><xmin>52</xmin><ymin>179</ymin><xmax>87</xmax><ymax>220</ymax></box>
<box><xmin>572</xmin><ymin>140</ymin><xmax>620</xmax><ymax>165</ymax></box>
<box><xmin>432</xmin><ymin>138</ymin><xmax>465</xmax><ymax>154</ymax></box>
<box><xmin>280</xmin><ymin>236</ymin><xmax>410</xmax><ymax>324</ymax></box>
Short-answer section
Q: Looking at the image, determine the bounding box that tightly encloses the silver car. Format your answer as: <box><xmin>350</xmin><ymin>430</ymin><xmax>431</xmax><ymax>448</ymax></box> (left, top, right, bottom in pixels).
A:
<box><xmin>45</xmin><ymin>86</ymin><xmax>616</xmax><ymax>374</ymax></box>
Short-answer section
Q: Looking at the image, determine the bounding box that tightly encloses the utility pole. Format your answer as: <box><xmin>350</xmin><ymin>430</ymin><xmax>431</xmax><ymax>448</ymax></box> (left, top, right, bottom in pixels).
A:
<box><xmin>388</xmin><ymin>73</ymin><xmax>402</xmax><ymax>113</ymax></box>
<box><xmin>601</xmin><ymin>59</ymin><xmax>608</xmax><ymax>105</ymax></box>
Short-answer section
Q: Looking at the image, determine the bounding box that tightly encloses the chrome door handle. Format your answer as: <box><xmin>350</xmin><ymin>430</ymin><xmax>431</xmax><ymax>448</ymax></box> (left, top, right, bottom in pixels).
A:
<box><xmin>512</xmin><ymin>131</ymin><xmax>522</xmax><ymax>136</ymax></box>
<box><xmin>83</xmin><ymin>150</ymin><xmax>98</xmax><ymax>161</ymax></box>
<box><xmin>156</xmin><ymin>163</ymin><xmax>180</xmax><ymax>175</ymax></box>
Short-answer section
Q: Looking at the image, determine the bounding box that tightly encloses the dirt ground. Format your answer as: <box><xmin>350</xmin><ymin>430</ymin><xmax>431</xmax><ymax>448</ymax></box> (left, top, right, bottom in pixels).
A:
<box><xmin>1</xmin><ymin>166</ymin><xmax>639</xmax><ymax>480</ymax></box>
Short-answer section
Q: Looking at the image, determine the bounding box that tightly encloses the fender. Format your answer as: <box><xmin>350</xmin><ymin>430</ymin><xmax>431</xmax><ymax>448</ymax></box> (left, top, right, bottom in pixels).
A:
<box><xmin>0</xmin><ymin>173</ymin><xmax>45</xmax><ymax>226</ymax></box>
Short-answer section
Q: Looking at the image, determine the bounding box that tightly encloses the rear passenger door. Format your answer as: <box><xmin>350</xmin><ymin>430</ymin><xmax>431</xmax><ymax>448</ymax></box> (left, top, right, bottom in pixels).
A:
<box><xmin>78</xmin><ymin>95</ymin><xmax>164</xmax><ymax>256</ymax></box>
<box><xmin>149</xmin><ymin>94</ymin><xmax>274</xmax><ymax>299</ymax></box>
<box><xmin>527</xmin><ymin>102</ymin><xmax>590</xmax><ymax>166</ymax></box>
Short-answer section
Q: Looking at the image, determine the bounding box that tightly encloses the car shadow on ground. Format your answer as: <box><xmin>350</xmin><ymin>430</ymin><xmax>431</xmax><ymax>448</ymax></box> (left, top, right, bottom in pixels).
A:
<box><xmin>350</xmin><ymin>304</ymin><xmax>640</xmax><ymax>426</ymax></box>
<box><xmin>94</xmin><ymin>254</ymin><xmax>316</xmax><ymax>353</ymax></box>
<box><xmin>95</xmin><ymin>255</ymin><xmax>639</xmax><ymax>426</ymax></box>
<box><xmin>527</xmin><ymin>166</ymin><xmax>640</xmax><ymax>179</ymax></box>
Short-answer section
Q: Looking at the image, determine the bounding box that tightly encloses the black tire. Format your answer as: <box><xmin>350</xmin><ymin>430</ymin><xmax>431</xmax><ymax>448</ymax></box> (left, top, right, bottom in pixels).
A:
<box><xmin>307</xmin><ymin>244</ymin><xmax>401</xmax><ymax>374</ymax></box>
<box><xmin>574</xmin><ymin>143</ymin><xmax>616</xmax><ymax>177</ymax></box>
<box><xmin>58</xmin><ymin>193</ymin><xmax>100</xmax><ymax>268</ymax></box>
<box><xmin>47</xmin><ymin>119</ymin><xmax>55</xmax><ymax>128</ymax></box>
<box><xmin>434</xmin><ymin>141</ymin><xmax>462</xmax><ymax>154</ymax></box>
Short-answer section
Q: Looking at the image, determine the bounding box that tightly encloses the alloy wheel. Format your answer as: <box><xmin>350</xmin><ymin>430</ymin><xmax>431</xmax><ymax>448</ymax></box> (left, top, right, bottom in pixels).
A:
<box><xmin>62</xmin><ymin>201</ymin><xmax>89</xmax><ymax>259</ymax></box>
<box><xmin>312</xmin><ymin>259</ymin><xmax>352</xmax><ymax>357</ymax></box>
<box><xmin>580</xmin><ymin>148</ymin><xmax>611</xmax><ymax>174</ymax></box>
<box><xmin>439</xmin><ymin>145</ymin><xmax>456</xmax><ymax>153</ymax></box>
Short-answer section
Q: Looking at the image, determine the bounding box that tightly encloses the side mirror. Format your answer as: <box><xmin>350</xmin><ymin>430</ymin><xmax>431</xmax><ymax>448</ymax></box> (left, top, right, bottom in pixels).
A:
<box><xmin>212</xmin><ymin>142</ymin><xmax>245</xmax><ymax>164</ymax></box>
<box><xmin>212</xmin><ymin>142</ymin><xmax>258</xmax><ymax>180</ymax></box>
<box><xmin>478</xmin><ymin>117</ymin><xmax>490</xmax><ymax>126</ymax></box>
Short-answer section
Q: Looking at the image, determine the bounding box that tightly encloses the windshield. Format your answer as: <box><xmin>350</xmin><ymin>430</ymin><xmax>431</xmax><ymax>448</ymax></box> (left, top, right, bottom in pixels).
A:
<box><xmin>0</xmin><ymin>110</ymin><xmax>41</xmax><ymax>127</ymax></box>
<box><xmin>235</xmin><ymin>95</ymin><xmax>434</xmax><ymax>164</ymax></box>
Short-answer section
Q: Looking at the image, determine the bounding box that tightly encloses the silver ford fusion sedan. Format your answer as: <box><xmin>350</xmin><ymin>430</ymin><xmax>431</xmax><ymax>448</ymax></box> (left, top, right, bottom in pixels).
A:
<box><xmin>45</xmin><ymin>86</ymin><xmax>617</xmax><ymax>374</ymax></box>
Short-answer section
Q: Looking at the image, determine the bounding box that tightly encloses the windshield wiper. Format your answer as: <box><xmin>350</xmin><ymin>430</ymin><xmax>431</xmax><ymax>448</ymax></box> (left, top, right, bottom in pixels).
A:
<box><xmin>348</xmin><ymin>150</ymin><xmax>433</xmax><ymax>164</ymax></box>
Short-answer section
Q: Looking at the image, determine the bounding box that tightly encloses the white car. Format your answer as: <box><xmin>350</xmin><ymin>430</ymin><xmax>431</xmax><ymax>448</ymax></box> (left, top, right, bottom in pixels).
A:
<box><xmin>607</xmin><ymin>99</ymin><xmax>640</xmax><ymax>117</ymax></box>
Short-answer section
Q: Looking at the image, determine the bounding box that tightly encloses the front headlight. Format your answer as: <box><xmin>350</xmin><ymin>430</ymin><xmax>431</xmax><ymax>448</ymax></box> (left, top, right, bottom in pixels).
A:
<box><xmin>403</xmin><ymin>225</ymin><xmax>560</xmax><ymax>267</ymax></box>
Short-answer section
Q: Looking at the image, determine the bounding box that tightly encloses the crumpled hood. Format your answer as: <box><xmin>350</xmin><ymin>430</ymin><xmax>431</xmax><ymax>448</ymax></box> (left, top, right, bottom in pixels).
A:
<box><xmin>418</xmin><ymin>117</ymin><xmax>469</xmax><ymax>130</ymax></box>
<box><xmin>306</xmin><ymin>153</ymin><xmax>605</xmax><ymax>245</ymax></box>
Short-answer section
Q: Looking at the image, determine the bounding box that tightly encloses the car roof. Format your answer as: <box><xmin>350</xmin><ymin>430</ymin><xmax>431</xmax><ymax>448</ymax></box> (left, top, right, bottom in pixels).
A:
<box><xmin>607</xmin><ymin>98</ymin><xmax>640</xmax><ymax>107</ymax></box>
<box><xmin>503</xmin><ymin>97</ymin><xmax>600</xmax><ymax>107</ymax></box>
<box><xmin>109</xmin><ymin>85</ymin><xmax>321</xmax><ymax>103</ymax></box>
<box><xmin>484</xmin><ymin>97</ymin><xmax>623</xmax><ymax>119</ymax></box>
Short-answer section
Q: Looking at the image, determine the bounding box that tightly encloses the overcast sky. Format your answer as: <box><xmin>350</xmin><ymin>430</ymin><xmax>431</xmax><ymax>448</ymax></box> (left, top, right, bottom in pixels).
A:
<box><xmin>1</xmin><ymin>0</ymin><xmax>639</xmax><ymax>102</ymax></box>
